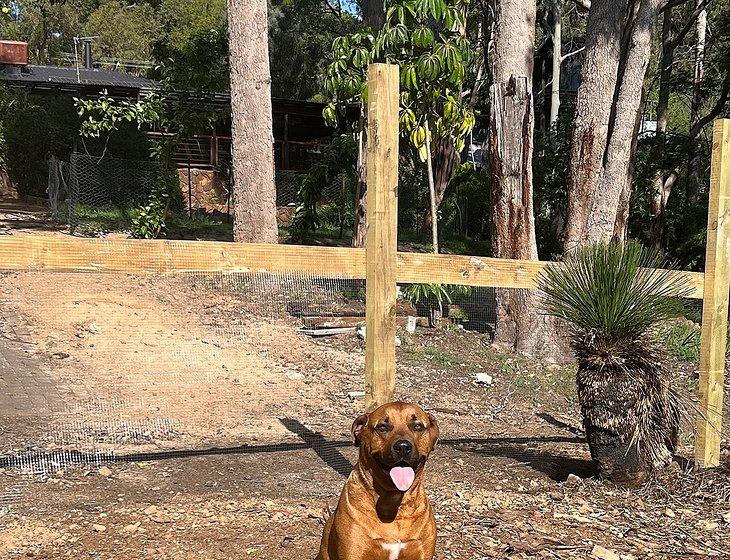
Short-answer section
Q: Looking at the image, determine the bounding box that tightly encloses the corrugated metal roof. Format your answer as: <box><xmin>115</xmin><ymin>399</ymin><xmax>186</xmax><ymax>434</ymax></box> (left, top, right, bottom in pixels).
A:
<box><xmin>0</xmin><ymin>64</ymin><xmax>155</xmax><ymax>89</ymax></box>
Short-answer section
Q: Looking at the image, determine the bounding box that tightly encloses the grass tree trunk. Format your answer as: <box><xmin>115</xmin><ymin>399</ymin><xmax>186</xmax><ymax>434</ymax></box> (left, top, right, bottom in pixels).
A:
<box><xmin>564</xmin><ymin>0</ymin><xmax>660</xmax><ymax>250</ymax></box>
<box><xmin>489</xmin><ymin>0</ymin><xmax>566</xmax><ymax>361</ymax></box>
<box><xmin>227</xmin><ymin>0</ymin><xmax>278</xmax><ymax>243</ymax></box>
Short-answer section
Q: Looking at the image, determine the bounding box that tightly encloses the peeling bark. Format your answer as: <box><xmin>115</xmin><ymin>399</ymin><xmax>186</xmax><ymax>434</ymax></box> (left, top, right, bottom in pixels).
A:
<box><xmin>565</xmin><ymin>0</ymin><xmax>660</xmax><ymax>250</ymax></box>
<box><xmin>488</xmin><ymin>0</ymin><xmax>568</xmax><ymax>361</ymax></box>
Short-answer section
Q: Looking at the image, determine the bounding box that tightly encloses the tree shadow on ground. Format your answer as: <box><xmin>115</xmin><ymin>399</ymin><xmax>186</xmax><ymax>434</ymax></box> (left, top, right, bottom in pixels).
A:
<box><xmin>0</xmin><ymin>418</ymin><xmax>594</xmax><ymax>482</ymax></box>
<box><xmin>281</xmin><ymin>418</ymin><xmax>594</xmax><ymax>482</ymax></box>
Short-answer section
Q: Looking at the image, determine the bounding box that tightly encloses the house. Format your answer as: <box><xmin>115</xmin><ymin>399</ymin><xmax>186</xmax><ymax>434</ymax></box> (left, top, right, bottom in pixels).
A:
<box><xmin>0</xmin><ymin>40</ymin><xmax>336</xmax><ymax>212</ymax></box>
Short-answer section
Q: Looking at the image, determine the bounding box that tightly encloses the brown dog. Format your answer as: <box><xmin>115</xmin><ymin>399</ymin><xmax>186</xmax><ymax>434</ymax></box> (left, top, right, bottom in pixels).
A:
<box><xmin>316</xmin><ymin>402</ymin><xmax>439</xmax><ymax>560</ymax></box>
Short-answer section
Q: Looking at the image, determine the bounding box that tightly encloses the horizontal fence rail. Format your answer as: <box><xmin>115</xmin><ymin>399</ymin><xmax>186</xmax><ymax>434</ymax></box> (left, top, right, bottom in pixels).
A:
<box><xmin>0</xmin><ymin>235</ymin><xmax>705</xmax><ymax>298</ymax></box>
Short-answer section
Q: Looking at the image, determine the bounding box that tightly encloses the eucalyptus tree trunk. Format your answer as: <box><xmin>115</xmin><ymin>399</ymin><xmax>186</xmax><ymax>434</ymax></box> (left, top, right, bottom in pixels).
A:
<box><xmin>564</xmin><ymin>0</ymin><xmax>660</xmax><ymax>250</ymax></box>
<box><xmin>647</xmin><ymin>9</ymin><xmax>678</xmax><ymax>250</ymax></box>
<box><xmin>352</xmin><ymin>2</ymin><xmax>387</xmax><ymax>247</ymax></box>
<box><xmin>227</xmin><ymin>0</ymin><xmax>278</xmax><ymax>243</ymax></box>
<box><xmin>488</xmin><ymin>0</ymin><xmax>566</xmax><ymax>361</ymax></box>
<box><xmin>549</xmin><ymin>0</ymin><xmax>562</xmax><ymax>129</ymax></box>
<box><xmin>688</xmin><ymin>2</ymin><xmax>708</xmax><ymax>202</ymax></box>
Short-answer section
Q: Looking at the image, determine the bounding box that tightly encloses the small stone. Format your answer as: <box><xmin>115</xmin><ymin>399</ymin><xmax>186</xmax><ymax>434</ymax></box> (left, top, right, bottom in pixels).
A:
<box><xmin>122</xmin><ymin>523</ymin><xmax>140</xmax><ymax>534</ymax></box>
<box><xmin>92</xmin><ymin>524</ymin><xmax>106</xmax><ymax>532</ymax></box>
<box><xmin>143</xmin><ymin>505</ymin><xmax>159</xmax><ymax>516</ymax></box>
<box><xmin>721</xmin><ymin>511</ymin><xmax>730</xmax><ymax>523</ymax></box>
<box><xmin>475</xmin><ymin>372</ymin><xmax>493</xmax><ymax>386</ymax></box>
<box><xmin>86</xmin><ymin>323</ymin><xmax>100</xmax><ymax>334</ymax></box>
<box><xmin>564</xmin><ymin>473</ymin><xmax>583</xmax><ymax>487</ymax></box>
<box><xmin>285</xmin><ymin>371</ymin><xmax>305</xmax><ymax>381</ymax></box>
<box><xmin>591</xmin><ymin>544</ymin><xmax>620</xmax><ymax>560</ymax></box>
<box><xmin>347</xmin><ymin>391</ymin><xmax>365</xmax><ymax>400</ymax></box>
<box><xmin>700</xmin><ymin>520</ymin><xmax>719</xmax><ymax>531</ymax></box>
<box><xmin>98</xmin><ymin>466</ymin><xmax>112</xmax><ymax>477</ymax></box>
<box><xmin>664</xmin><ymin>508</ymin><xmax>675</xmax><ymax>518</ymax></box>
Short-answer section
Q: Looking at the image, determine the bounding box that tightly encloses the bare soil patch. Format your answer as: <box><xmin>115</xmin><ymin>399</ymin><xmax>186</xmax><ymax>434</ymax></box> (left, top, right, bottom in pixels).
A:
<box><xmin>0</xmin><ymin>270</ymin><xmax>728</xmax><ymax>559</ymax></box>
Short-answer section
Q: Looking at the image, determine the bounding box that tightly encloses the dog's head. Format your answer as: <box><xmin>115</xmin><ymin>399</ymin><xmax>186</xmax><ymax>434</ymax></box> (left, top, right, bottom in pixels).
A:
<box><xmin>351</xmin><ymin>401</ymin><xmax>439</xmax><ymax>493</ymax></box>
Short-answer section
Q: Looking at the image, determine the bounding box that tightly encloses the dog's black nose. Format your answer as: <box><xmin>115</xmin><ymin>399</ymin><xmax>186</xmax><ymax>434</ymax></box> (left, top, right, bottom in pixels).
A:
<box><xmin>393</xmin><ymin>439</ymin><xmax>413</xmax><ymax>457</ymax></box>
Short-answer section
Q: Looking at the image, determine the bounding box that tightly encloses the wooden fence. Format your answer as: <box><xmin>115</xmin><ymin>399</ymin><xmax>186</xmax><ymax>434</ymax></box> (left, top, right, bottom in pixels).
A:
<box><xmin>0</xmin><ymin>65</ymin><xmax>727</xmax><ymax>467</ymax></box>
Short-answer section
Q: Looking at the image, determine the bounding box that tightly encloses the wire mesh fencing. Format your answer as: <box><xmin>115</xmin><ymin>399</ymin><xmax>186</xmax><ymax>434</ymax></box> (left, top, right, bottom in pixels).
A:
<box><xmin>0</xmin><ymin>261</ymin><xmax>728</xmax><ymax>558</ymax></box>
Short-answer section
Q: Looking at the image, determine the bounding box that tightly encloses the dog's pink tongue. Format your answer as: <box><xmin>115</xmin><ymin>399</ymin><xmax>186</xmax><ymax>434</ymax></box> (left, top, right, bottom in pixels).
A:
<box><xmin>389</xmin><ymin>466</ymin><xmax>415</xmax><ymax>492</ymax></box>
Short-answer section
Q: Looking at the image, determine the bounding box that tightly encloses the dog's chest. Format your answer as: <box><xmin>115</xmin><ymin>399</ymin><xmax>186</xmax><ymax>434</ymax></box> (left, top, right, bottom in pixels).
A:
<box><xmin>376</xmin><ymin>539</ymin><xmax>424</xmax><ymax>560</ymax></box>
<box><xmin>381</xmin><ymin>540</ymin><xmax>407</xmax><ymax>560</ymax></box>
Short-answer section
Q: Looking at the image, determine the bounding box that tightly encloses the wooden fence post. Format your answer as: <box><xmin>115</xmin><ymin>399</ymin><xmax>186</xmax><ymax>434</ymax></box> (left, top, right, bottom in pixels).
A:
<box><xmin>364</xmin><ymin>63</ymin><xmax>400</xmax><ymax>412</ymax></box>
<box><xmin>695</xmin><ymin>119</ymin><xmax>730</xmax><ymax>468</ymax></box>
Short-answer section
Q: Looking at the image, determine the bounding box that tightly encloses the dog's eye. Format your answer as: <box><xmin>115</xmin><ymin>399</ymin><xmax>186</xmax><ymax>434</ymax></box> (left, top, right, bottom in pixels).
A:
<box><xmin>376</xmin><ymin>423</ymin><xmax>391</xmax><ymax>433</ymax></box>
<box><xmin>413</xmin><ymin>422</ymin><xmax>425</xmax><ymax>432</ymax></box>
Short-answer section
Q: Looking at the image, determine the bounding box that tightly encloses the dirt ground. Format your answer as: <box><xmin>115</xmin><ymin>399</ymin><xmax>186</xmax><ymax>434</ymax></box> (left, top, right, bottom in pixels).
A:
<box><xmin>0</xmin><ymin>268</ymin><xmax>728</xmax><ymax>560</ymax></box>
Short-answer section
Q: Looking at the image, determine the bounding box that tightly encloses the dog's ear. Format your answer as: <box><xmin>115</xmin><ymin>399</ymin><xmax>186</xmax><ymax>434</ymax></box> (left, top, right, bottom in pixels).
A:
<box><xmin>427</xmin><ymin>412</ymin><xmax>440</xmax><ymax>448</ymax></box>
<box><xmin>351</xmin><ymin>413</ymin><xmax>369</xmax><ymax>446</ymax></box>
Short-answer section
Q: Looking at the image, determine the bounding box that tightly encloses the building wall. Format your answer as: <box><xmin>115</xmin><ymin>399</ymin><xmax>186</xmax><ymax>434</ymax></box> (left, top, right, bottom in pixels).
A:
<box><xmin>177</xmin><ymin>168</ymin><xmax>229</xmax><ymax>214</ymax></box>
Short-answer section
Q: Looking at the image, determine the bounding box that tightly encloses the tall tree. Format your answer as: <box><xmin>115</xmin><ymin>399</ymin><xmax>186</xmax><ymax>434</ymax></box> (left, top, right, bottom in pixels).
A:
<box><xmin>227</xmin><ymin>0</ymin><xmax>279</xmax><ymax>242</ymax></box>
<box><xmin>646</xmin><ymin>0</ymin><xmax>711</xmax><ymax>250</ymax></box>
<box><xmin>351</xmin><ymin>0</ymin><xmax>387</xmax><ymax>247</ymax></box>
<box><xmin>564</xmin><ymin>0</ymin><xmax>660</xmax><ymax>249</ymax></box>
<box><xmin>488</xmin><ymin>0</ymin><xmax>563</xmax><ymax>359</ymax></box>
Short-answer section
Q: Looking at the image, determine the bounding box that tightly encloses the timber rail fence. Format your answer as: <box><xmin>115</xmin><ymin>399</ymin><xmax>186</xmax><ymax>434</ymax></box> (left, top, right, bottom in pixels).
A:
<box><xmin>0</xmin><ymin>65</ymin><xmax>727</xmax><ymax>467</ymax></box>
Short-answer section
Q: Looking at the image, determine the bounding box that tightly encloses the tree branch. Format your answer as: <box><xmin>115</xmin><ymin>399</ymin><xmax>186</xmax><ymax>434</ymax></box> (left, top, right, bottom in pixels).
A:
<box><xmin>689</xmin><ymin>73</ymin><xmax>730</xmax><ymax>138</ymax></box>
<box><xmin>561</xmin><ymin>46</ymin><xmax>585</xmax><ymax>61</ymax></box>
<box><xmin>568</xmin><ymin>0</ymin><xmax>591</xmax><ymax>11</ymax></box>
<box><xmin>669</xmin><ymin>0</ymin><xmax>712</xmax><ymax>49</ymax></box>
<box><xmin>658</xmin><ymin>0</ymin><xmax>689</xmax><ymax>13</ymax></box>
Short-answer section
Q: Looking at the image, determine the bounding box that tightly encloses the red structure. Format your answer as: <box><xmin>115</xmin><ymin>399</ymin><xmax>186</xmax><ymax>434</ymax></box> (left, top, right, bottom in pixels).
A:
<box><xmin>0</xmin><ymin>40</ymin><xmax>28</xmax><ymax>66</ymax></box>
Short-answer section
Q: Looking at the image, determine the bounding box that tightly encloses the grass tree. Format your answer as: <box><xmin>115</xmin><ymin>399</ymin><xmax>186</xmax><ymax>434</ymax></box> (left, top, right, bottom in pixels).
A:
<box><xmin>537</xmin><ymin>241</ymin><xmax>692</xmax><ymax>483</ymax></box>
<box><xmin>322</xmin><ymin>0</ymin><xmax>475</xmax><ymax>253</ymax></box>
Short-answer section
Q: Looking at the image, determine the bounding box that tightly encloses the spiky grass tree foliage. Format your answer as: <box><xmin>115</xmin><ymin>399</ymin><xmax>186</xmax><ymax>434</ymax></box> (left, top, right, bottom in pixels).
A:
<box><xmin>538</xmin><ymin>241</ymin><xmax>692</xmax><ymax>483</ymax></box>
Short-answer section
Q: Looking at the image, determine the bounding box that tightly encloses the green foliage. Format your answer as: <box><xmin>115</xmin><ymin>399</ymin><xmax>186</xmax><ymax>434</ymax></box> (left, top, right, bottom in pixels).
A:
<box><xmin>0</xmin><ymin>87</ymin><xmax>80</xmax><ymax>197</ymax></box>
<box><xmin>131</xmin><ymin>180</ymin><xmax>169</xmax><ymax>239</ymax></box>
<box><xmin>438</xmin><ymin>163</ymin><xmax>490</xmax><ymax>242</ymax></box>
<box><xmin>269</xmin><ymin>0</ymin><xmax>358</xmax><ymax>100</ymax></box>
<box><xmin>537</xmin><ymin>241</ymin><xmax>691</xmax><ymax>347</ymax></box>
<box><xmin>289</xmin><ymin>135</ymin><xmax>358</xmax><ymax>241</ymax></box>
<box><xmin>0</xmin><ymin>0</ymin><xmax>86</xmax><ymax>64</ymax></box>
<box><xmin>75</xmin><ymin>91</ymin><xmax>164</xmax><ymax>139</ymax></box>
<box><xmin>83</xmin><ymin>0</ymin><xmax>160</xmax><ymax>60</ymax></box>
<box><xmin>151</xmin><ymin>0</ymin><xmax>229</xmax><ymax>94</ymax></box>
<box><xmin>402</xmin><ymin>283</ymin><xmax>471</xmax><ymax>307</ymax></box>
<box><xmin>533</xmin><ymin>102</ymin><xmax>574</xmax><ymax>259</ymax></box>
<box><xmin>323</xmin><ymin>0</ymin><xmax>475</xmax><ymax>160</ymax></box>
<box><xmin>655</xmin><ymin>321</ymin><xmax>701</xmax><ymax>362</ymax></box>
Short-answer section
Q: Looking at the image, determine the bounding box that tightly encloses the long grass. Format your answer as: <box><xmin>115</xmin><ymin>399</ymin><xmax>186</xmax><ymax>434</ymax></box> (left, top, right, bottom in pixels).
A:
<box><xmin>537</xmin><ymin>241</ymin><xmax>692</xmax><ymax>345</ymax></box>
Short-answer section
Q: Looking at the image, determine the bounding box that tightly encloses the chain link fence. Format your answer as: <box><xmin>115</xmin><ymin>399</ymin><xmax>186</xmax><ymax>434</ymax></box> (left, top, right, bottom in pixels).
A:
<box><xmin>48</xmin><ymin>154</ymin><xmax>354</xmax><ymax>235</ymax></box>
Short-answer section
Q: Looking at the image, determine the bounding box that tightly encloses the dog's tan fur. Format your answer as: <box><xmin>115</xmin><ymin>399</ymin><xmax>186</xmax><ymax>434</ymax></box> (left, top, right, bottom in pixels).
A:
<box><xmin>316</xmin><ymin>402</ymin><xmax>439</xmax><ymax>560</ymax></box>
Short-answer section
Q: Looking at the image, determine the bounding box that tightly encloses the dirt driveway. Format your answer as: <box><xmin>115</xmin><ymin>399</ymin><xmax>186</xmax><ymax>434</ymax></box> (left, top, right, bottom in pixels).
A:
<box><xmin>0</xmin><ymin>270</ymin><xmax>729</xmax><ymax>559</ymax></box>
